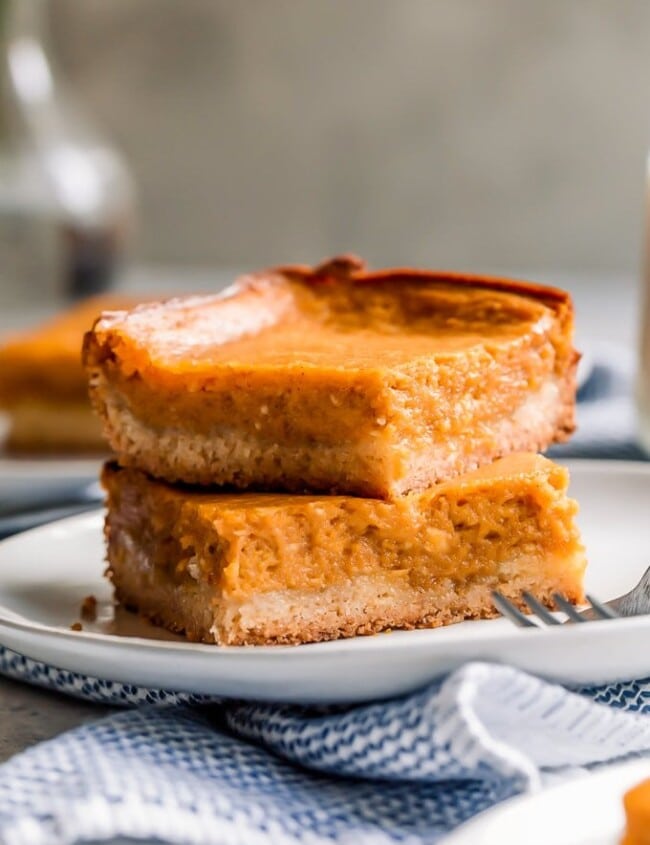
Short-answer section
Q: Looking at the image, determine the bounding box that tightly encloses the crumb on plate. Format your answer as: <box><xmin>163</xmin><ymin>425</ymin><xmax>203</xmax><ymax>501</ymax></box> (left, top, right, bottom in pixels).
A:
<box><xmin>80</xmin><ymin>594</ymin><xmax>97</xmax><ymax>621</ymax></box>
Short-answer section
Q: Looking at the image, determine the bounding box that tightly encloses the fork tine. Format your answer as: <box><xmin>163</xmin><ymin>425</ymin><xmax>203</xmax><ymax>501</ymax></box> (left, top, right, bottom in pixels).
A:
<box><xmin>552</xmin><ymin>593</ymin><xmax>587</xmax><ymax>622</ymax></box>
<box><xmin>492</xmin><ymin>591</ymin><xmax>540</xmax><ymax>628</ymax></box>
<box><xmin>585</xmin><ymin>594</ymin><xmax>620</xmax><ymax>620</ymax></box>
<box><xmin>521</xmin><ymin>592</ymin><xmax>561</xmax><ymax>625</ymax></box>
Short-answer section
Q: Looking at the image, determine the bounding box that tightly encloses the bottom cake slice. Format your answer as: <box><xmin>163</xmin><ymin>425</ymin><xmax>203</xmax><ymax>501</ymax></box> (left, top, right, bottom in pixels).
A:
<box><xmin>102</xmin><ymin>453</ymin><xmax>586</xmax><ymax>646</ymax></box>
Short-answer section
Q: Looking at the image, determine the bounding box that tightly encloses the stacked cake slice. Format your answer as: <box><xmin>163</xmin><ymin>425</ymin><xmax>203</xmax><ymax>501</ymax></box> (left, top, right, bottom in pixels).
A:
<box><xmin>83</xmin><ymin>255</ymin><xmax>586</xmax><ymax>645</ymax></box>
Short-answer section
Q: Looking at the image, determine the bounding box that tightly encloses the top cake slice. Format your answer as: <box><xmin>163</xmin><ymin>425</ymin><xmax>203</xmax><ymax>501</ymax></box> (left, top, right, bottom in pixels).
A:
<box><xmin>83</xmin><ymin>255</ymin><xmax>578</xmax><ymax>497</ymax></box>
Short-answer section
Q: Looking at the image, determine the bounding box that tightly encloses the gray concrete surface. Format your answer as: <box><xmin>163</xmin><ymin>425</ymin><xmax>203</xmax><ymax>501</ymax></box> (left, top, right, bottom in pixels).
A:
<box><xmin>0</xmin><ymin>675</ymin><xmax>112</xmax><ymax>764</ymax></box>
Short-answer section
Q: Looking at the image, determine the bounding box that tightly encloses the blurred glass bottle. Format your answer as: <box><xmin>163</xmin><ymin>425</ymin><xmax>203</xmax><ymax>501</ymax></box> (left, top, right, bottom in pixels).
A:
<box><xmin>0</xmin><ymin>0</ymin><xmax>135</xmax><ymax>305</ymax></box>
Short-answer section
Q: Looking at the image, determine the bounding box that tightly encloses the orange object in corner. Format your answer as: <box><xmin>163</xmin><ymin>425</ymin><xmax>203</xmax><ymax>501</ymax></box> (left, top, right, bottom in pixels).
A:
<box><xmin>622</xmin><ymin>778</ymin><xmax>650</xmax><ymax>845</ymax></box>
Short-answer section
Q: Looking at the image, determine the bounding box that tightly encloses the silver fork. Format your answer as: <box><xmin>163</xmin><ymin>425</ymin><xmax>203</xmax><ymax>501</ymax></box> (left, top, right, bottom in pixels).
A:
<box><xmin>492</xmin><ymin>566</ymin><xmax>650</xmax><ymax>627</ymax></box>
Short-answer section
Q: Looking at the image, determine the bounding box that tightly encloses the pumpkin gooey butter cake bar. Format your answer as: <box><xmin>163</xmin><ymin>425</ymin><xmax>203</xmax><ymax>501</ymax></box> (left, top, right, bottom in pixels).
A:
<box><xmin>83</xmin><ymin>255</ymin><xmax>586</xmax><ymax>645</ymax></box>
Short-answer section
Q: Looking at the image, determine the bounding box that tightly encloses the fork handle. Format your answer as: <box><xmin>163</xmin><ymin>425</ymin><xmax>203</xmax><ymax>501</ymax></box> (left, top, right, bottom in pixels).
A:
<box><xmin>609</xmin><ymin>593</ymin><xmax>648</xmax><ymax>617</ymax></box>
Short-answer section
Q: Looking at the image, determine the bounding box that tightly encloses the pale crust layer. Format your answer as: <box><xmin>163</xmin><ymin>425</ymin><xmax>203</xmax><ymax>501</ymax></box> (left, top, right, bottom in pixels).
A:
<box><xmin>84</xmin><ymin>256</ymin><xmax>578</xmax><ymax>497</ymax></box>
<box><xmin>110</xmin><ymin>547</ymin><xmax>585</xmax><ymax>646</ymax></box>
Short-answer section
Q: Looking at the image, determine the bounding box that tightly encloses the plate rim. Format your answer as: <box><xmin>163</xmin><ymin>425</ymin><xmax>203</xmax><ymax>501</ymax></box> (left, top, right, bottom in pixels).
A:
<box><xmin>0</xmin><ymin>456</ymin><xmax>104</xmax><ymax>477</ymax></box>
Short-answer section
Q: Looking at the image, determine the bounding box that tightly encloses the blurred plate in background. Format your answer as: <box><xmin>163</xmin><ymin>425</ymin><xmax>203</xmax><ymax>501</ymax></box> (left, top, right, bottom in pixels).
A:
<box><xmin>443</xmin><ymin>758</ymin><xmax>649</xmax><ymax>845</ymax></box>
<box><xmin>0</xmin><ymin>456</ymin><xmax>103</xmax><ymax>509</ymax></box>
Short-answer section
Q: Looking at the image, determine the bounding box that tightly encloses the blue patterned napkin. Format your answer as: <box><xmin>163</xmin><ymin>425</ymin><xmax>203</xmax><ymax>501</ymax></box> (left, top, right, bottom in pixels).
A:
<box><xmin>2</xmin><ymin>649</ymin><xmax>650</xmax><ymax>845</ymax></box>
<box><xmin>550</xmin><ymin>342</ymin><xmax>646</xmax><ymax>462</ymax></box>
<box><xmin>1</xmin><ymin>345</ymin><xmax>649</xmax><ymax>845</ymax></box>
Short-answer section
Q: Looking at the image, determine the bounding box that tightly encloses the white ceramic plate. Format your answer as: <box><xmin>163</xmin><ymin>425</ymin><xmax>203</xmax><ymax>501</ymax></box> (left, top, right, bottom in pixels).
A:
<box><xmin>0</xmin><ymin>459</ymin><xmax>649</xmax><ymax>703</ymax></box>
<box><xmin>442</xmin><ymin>758</ymin><xmax>650</xmax><ymax>845</ymax></box>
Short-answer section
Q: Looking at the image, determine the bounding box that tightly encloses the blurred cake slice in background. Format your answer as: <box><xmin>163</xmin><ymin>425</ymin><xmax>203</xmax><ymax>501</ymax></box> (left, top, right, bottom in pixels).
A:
<box><xmin>0</xmin><ymin>295</ymin><xmax>142</xmax><ymax>454</ymax></box>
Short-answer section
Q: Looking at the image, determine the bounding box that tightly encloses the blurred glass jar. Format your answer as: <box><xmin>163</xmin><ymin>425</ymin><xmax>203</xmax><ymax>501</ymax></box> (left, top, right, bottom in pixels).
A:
<box><xmin>0</xmin><ymin>0</ymin><xmax>135</xmax><ymax>306</ymax></box>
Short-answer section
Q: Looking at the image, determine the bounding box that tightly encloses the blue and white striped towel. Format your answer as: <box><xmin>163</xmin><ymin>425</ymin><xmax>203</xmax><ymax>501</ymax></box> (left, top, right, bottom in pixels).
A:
<box><xmin>550</xmin><ymin>342</ymin><xmax>645</xmax><ymax>461</ymax></box>
<box><xmin>0</xmin><ymin>345</ymin><xmax>649</xmax><ymax>845</ymax></box>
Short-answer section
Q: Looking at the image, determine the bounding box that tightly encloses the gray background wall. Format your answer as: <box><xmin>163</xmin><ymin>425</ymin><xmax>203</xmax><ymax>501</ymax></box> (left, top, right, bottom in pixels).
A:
<box><xmin>52</xmin><ymin>0</ymin><xmax>650</xmax><ymax>276</ymax></box>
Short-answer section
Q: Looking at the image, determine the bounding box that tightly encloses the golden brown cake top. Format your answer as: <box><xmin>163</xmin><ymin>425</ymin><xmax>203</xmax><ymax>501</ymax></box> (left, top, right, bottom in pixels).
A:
<box><xmin>84</xmin><ymin>256</ymin><xmax>574</xmax><ymax>377</ymax></box>
<box><xmin>0</xmin><ymin>294</ymin><xmax>146</xmax><ymax>403</ymax></box>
